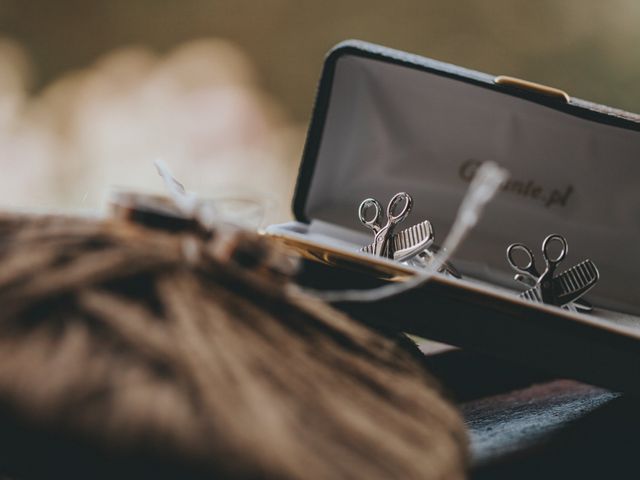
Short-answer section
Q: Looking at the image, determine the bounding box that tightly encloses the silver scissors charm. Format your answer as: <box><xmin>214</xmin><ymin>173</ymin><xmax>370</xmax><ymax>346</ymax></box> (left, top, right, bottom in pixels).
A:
<box><xmin>358</xmin><ymin>192</ymin><xmax>461</xmax><ymax>278</ymax></box>
<box><xmin>358</xmin><ymin>192</ymin><xmax>412</xmax><ymax>258</ymax></box>
<box><xmin>507</xmin><ymin>234</ymin><xmax>599</xmax><ymax>311</ymax></box>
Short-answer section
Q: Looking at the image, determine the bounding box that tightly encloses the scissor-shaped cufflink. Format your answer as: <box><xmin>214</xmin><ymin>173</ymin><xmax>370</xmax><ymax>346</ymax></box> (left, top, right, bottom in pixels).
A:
<box><xmin>507</xmin><ymin>234</ymin><xmax>599</xmax><ymax>311</ymax></box>
<box><xmin>358</xmin><ymin>192</ymin><xmax>413</xmax><ymax>258</ymax></box>
<box><xmin>358</xmin><ymin>192</ymin><xmax>460</xmax><ymax>277</ymax></box>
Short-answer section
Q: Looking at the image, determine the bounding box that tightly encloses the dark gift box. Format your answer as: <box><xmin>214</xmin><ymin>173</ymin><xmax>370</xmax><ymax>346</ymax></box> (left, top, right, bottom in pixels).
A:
<box><xmin>267</xmin><ymin>40</ymin><xmax>640</xmax><ymax>395</ymax></box>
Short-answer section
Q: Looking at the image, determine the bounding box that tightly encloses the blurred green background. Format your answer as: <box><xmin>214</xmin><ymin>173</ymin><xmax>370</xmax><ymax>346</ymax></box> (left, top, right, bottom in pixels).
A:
<box><xmin>2</xmin><ymin>0</ymin><xmax>640</xmax><ymax>120</ymax></box>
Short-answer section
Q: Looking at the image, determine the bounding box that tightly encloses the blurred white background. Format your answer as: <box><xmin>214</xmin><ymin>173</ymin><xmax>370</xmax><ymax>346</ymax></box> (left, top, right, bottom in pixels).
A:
<box><xmin>0</xmin><ymin>0</ymin><xmax>638</xmax><ymax>225</ymax></box>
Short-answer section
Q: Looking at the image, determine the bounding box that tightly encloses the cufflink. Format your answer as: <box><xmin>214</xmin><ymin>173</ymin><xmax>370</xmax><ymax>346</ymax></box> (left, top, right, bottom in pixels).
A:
<box><xmin>506</xmin><ymin>233</ymin><xmax>599</xmax><ymax>311</ymax></box>
<box><xmin>358</xmin><ymin>192</ymin><xmax>460</xmax><ymax>278</ymax></box>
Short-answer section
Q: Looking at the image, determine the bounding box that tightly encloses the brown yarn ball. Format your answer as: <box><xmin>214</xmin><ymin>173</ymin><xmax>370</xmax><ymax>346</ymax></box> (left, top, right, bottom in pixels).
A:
<box><xmin>0</xmin><ymin>211</ymin><xmax>467</xmax><ymax>479</ymax></box>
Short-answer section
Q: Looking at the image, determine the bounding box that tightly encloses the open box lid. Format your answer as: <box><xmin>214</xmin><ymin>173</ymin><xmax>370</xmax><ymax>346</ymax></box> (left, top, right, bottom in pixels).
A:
<box><xmin>292</xmin><ymin>40</ymin><xmax>640</xmax><ymax>315</ymax></box>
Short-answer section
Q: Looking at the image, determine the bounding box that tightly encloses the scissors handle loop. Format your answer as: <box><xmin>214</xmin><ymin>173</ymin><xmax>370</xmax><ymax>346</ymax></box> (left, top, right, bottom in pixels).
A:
<box><xmin>507</xmin><ymin>243</ymin><xmax>539</xmax><ymax>278</ymax></box>
<box><xmin>358</xmin><ymin>198</ymin><xmax>383</xmax><ymax>232</ymax></box>
<box><xmin>542</xmin><ymin>234</ymin><xmax>567</xmax><ymax>265</ymax></box>
<box><xmin>386</xmin><ymin>192</ymin><xmax>413</xmax><ymax>224</ymax></box>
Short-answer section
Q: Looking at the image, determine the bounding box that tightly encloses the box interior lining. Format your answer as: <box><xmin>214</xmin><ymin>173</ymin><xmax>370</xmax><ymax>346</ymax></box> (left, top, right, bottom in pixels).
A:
<box><xmin>299</xmin><ymin>53</ymin><xmax>640</xmax><ymax>314</ymax></box>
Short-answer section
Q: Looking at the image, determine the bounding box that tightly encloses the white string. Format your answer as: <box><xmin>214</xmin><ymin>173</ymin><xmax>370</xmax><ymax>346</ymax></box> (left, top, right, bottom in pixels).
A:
<box><xmin>154</xmin><ymin>159</ymin><xmax>201</xmax><ymax>217</ymax></box>
<box><xmin>302</xmin><ymin>161</ymin><xmax>508</xmax><ymax>303</ymax></box>
<box><xmin>153</xmin><ymin>160</ymin><xmax>275</xmax><ymax>229</ymax></box>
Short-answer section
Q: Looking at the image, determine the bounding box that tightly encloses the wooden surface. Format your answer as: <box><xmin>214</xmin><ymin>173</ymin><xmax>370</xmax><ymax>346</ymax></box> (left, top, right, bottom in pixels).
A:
<box><xmin>422</xmin><ymin>348</ymin><xmax>640</xmax><ymax>479</ymax></box>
